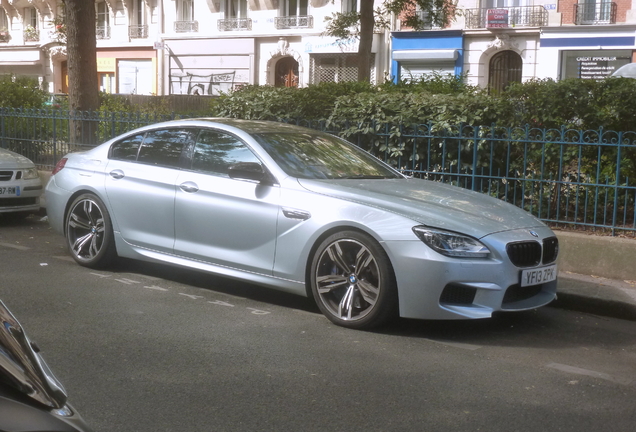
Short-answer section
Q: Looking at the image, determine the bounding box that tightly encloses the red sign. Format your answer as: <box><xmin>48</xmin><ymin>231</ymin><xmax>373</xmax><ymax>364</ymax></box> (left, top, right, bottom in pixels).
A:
<box><xmin>487</xmin><ymin>9</ymin><xmax>509</xmax><ymax>28</ymax></box>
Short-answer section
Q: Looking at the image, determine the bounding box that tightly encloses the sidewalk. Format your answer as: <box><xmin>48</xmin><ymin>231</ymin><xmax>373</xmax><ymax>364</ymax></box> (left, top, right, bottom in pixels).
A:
<box><xmin>553</xmin><ymin>272</ymin><xmax>636</xmax><ymax>321</ymax></box>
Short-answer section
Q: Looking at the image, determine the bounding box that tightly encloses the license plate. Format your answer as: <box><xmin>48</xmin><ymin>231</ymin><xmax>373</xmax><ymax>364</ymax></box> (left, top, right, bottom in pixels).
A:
<box><xmin>0</xmin><ymin>186</ymin><xmax>18</xmax><ymax>196</ymax></box>
<box><xmin>521</xmin><ymin>264</ymin><xmax>557</xmax><ymax>287</ymax></box>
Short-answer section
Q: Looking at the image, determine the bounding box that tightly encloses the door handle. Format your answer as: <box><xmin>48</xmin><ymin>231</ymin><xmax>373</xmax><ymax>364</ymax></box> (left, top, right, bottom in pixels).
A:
<box><xmin>179</xmin><ymin>181</ymin><xmax>199</xmax><ymax>193</ymax></box>
<box><xmin>109</xmin><ymin>169</ymin><xmax>125</xmax><ymax>180</ymax></box>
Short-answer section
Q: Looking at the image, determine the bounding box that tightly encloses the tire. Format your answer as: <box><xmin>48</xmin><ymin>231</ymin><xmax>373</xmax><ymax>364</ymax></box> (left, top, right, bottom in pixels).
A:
<box><xmin>65</xmin><ymin>193</ymin><xmax>117</xmax><ymax>268</ymax></box>
<box><xmin>310</xmin><ymin>230</ymin><xmax>398</xmax><ymax>330</ymax></box>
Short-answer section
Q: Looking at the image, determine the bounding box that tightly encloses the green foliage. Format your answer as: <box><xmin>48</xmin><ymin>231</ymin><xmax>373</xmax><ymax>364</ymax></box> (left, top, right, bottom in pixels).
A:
<box><xmin>379</xmin><ymin>72</ymin><xmax>479</xmax><ymax>95</ymax></box>
<box><xmin>499</xmin><ymin>77</ymin><xmax>636</xmax><ymax>131</ymax></box>
<box><xmin>209</xmin><ymin>82</ymin><xmax>376</xmax><ymax>121</ymax></box>
<box><xmin>0</xmin><ymin>75</ymin><xmax>48</xmax><ymax>108</ymax></box>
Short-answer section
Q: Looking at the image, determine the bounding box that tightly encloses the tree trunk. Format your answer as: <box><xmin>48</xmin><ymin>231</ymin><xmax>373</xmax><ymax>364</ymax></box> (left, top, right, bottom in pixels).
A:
<box><xmin>357</xmin><ymin>1</ymin><xmax>374</xmax><ymax>83</ymax></box>
<box><xmin>64</xmin><ymin>0</ymin><xmax>99</xmax><ymax>145</ymax></box>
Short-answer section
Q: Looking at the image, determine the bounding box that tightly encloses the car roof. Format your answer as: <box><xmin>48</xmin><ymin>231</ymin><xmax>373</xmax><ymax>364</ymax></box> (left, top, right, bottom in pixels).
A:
<box><xmin>612</xmin><ymin>63</ymin><xmax>636</xmax><ymax>78</ymax></box>
<box><xmin>177</xmin><ymin>118</ymin><xmax>318</xmax><ymax>135</ymax></box>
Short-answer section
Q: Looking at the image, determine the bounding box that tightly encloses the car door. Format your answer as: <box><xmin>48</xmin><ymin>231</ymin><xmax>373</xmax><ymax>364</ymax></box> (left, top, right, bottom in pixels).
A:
<box><xmin>173</xmin><ymin>129</ymin><xmax>280</xmax><ymax>275</ymax></box>
<box><xmin>104</xmin><ymin>128</ymin><xmax>194</xmax><ymax>252</ymax></box>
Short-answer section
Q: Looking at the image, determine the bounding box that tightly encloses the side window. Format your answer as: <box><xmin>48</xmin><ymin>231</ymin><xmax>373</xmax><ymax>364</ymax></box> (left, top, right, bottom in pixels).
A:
<box><xmin>110</xmin><ymin>134</ymin><xmax>144</xmax><ymax>160</ymax></box>
<box><xmin>137</xmin><ymin>128</ymin><xmax>193</xmax><ymax>168</ymax></box>
<box><xmin>192</xmin><ymin>130</ymin><xmax>260</xmax><ymax>176</ymax></box>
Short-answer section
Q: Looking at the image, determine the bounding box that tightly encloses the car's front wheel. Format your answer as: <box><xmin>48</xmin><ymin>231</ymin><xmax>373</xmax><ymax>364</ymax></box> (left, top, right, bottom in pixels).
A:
<box><xmin>310</xmin><ymin>231</ymin><xmax>398</xmax><ymax>330</ymax></box>
<box><xmin>65</xmin><ymin>193</ymin><xmax>116</xmax><ymax>268</ymax></box>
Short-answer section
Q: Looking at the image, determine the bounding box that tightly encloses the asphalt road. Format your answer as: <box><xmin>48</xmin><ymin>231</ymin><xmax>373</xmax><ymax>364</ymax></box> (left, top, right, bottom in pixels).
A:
<box><xmin>1</xmin><ymin>213</ymin><xmax>635</xmax><ymax>432</ymax></box>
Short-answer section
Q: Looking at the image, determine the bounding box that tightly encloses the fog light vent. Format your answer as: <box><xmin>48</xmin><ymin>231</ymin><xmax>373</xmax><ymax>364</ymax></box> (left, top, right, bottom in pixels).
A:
<box><xmin>503</xmin><ymin>284</ymin><xmax>543</xmax><ymax>304</ymax></box>
<box><xmin>440</xmin><ymin>284</ymin><xmax>477</xmax><ymax>305</ymax></box>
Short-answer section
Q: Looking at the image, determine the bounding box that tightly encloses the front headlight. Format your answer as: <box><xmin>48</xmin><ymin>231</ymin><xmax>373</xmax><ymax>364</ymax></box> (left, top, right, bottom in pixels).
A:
<box><xmin>22</xmin><ymin>168</ymin><xmax>39</xmax><ymax>180</ymax></box>
<box><xmin>412</xmin><ymin>226</ymin><xmax>490</xmax><ymax>258</ymax></box>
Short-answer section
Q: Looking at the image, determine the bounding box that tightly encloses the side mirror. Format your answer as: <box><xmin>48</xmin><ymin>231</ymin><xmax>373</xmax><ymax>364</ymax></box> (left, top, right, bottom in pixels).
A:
<box><xmin>228</xmin><ymin>162</ymin><xmax>269</xmax><ymax>183</ymax></box>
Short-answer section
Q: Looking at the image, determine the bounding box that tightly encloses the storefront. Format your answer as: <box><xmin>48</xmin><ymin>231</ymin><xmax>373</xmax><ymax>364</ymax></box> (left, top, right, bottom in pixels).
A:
<box><xmin>390</xmin><ymin>30</ymin><xmax>464</xmax><ymax>83</ymax></box>
<box><xmin>97</xmin><ymin>48</ymin><xmax>157</xmax><ymax>95</ymax></box>
<box><xmin>538</xmin><ymin>27</ymin><xmax>636</xmax><ymax>80</ymax></box>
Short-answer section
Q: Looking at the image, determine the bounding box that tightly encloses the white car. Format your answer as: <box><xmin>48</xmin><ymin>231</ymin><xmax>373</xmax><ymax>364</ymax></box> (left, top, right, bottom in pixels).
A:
<box><xmin>0</xmin><ymin>148</ymin><xmax>42</xmax><ymax>216</ymax></box>
<box><xmin>45</xmin><ymin>119</ymin><xmax>559</xmax><ymax>329</ymax></box>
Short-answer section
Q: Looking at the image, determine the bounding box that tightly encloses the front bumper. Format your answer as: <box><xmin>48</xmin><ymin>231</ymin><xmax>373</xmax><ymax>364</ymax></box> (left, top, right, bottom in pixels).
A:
<box><xmin>385</xmin><ymin>226</ymin><xmax>558</xmax><ymax>320</ymax></box>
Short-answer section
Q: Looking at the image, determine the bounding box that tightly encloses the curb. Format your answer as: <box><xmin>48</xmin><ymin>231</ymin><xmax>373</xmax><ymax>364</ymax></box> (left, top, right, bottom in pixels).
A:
<box><xmin>551</xmin><ymin>272</ymin><xmax>636</xmax><ymax>321</ymax></box>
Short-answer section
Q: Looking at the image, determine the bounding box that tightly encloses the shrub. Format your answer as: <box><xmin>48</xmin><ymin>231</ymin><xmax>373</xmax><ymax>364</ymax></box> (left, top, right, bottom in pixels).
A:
<box><xmin>0</xmin><ymin>75</ymin><xmax>48</xmax><ymax>108</ymax></box>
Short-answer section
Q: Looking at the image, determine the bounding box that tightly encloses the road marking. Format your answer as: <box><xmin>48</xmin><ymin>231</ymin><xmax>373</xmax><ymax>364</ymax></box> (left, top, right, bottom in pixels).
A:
<box><xmin>424</xmin><ymin>339</ymin><xmax>482</xmax><ymax>351</ymax></box>
<box><xmin>179</xmin><ymin>293</ymin><xmax>205</xmax><ymax>300</ymax></box>
<box><xmin>144</xmin><ymin>285</ymin><xmax>169</xmax><ymax>292</ymax></box>
<box><xmin>114</xmin><ymin>278</ymin><xmax>140</xmax><ymax>285</ymax></box>
<box><xmin>547</xmin><ymin>363</ymin><xmax>634</xmax><ymax>386</ymax></box>
<box><xmin>247</xmin><ymin>308</ymin><xmax>271</xmax><ymax>315</ymax></box>
<box><xmin>208</xmin><ymin>300</ymin><xmax>235</xmax><ymax>307</ymax></box>
<box><xmin>0</xmin><ymin>242</ymin><xmax>30</xmax><ymax>251</ymax></box>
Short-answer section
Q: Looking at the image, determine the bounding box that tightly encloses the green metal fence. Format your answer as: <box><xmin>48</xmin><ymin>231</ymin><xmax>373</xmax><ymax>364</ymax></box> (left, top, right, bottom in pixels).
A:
<box><xmin>1</xmin><ymin>108</ymin><xmax>635</xmax><ymax>235</ymax></box>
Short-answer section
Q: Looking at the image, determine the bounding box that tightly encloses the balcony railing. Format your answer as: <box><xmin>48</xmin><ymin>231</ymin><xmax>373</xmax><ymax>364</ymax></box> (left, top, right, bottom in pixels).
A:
<box><xmin>128</xmin><ymin>24</ymin><xmax>148</xmax><ymax>39</ymax></box>
<box><xmin>175</xmin><ymin>20</ymin><xmax>199</xmax><ymax>33</ymax></box>
<box><xmin>96</xmin><ymin>26</ymin><xmax>111</xmax><ymax>40</ymax></box>
<box><xmin>217</xmin><ymin>18</ymin><xmax>252</xmax><ymax>31</ymax></box>
<box><xmin>274</xmin><ymin>15</ymin><xmax>313</xmax><ymax>29</ymax></box>
<box><xmin>465</xmin><ymin>6</ymin><xmax>548</xmax><ymax>29</ymax></box>
<box><xmin>574</xmin><ymin>2</ymin><xmax>616</xmax><ymax>25</ymax></box>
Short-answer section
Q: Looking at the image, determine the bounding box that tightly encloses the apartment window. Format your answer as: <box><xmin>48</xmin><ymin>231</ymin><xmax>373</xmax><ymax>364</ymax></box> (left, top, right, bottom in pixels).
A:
<box><xmin>342</xmin><ymin>0</ymin><xmax>358</xmax><ymax>13</ymax></box>
<box><xmin>0</xmin><ymin>9</ymin><xmax>8</xmax><ymax>31</ymax></box>
<box><xmin>129</xmin><ymin>0</ymin><xmax>148</xmax><ymax>38</ymax></box>
<box><xmin>276</xmin><ymin>0</ymin><xmax>312</xmax><ymax>28</ymax></box>
<box><xmin>282</xmin><ymin>0</ymin><xmax>308</xmax><ymax>17</ymax></box>
<box><xmin>176</xmin><ymin>0</ymin><xmax>198</xmax><ymax>32</ymax></box>
<box><xmin>96</xmin><ymin>1</ymin><xmax>111</xmax><ymax>39</ymax></box>
<box><xmin>0</xmin><ymin>9</ymin><xmax>8</xmax><ymax>42</ymax></box>
<box><xmin>23</xmin><ymin>7</ymin><xmax>39</xmax><ymax>41</ymax></box>
<box><xmin>226</xmin><ymin>0</ymin><xmax>248</xmax><ymax>18</ymax></box>
<box><xmin>133</xmin><ymin>0</ymin><xmax>147</xmax><ymax>26</ymax></box>
<box><xmin>25</xmin><ymin>7</ymin><xmax>38</xmax><ymax>28</ymax></box>
<box><xmin>177</xmin><ymin>0</ymin><xmax>195</xmax><ymax>20</ymax></box>
<box><xmin>218</xmin><ymin>0</ymin><xmax>251</xmax><ymax>30</ymax></box>
<box><xmin>575</xmin><ymin>0</ymin><xmax>616</xmax><ymax>25</ymax></box>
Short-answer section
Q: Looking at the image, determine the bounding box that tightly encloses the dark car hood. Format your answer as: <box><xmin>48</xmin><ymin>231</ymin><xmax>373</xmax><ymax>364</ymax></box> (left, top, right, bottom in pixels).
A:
<box><xmin>297</xmin><ymin>178</ymin><xmax>545</xmax><ymax>238</ymax></box>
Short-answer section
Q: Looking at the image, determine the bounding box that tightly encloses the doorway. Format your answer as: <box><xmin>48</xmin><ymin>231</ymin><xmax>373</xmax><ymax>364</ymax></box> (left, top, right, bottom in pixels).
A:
<box><xmin>275</xmin><ymin>57</ymin><xmax>299</xmax><ymax>87</ymax></box>
<box><xmin>488</xmin><ymin>50</ymin><xmax>522</xmax><ymax>93</ymax></box>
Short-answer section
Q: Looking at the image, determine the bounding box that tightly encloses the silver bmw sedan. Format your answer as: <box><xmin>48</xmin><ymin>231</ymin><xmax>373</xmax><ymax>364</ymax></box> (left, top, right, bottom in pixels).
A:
<box><xmin>45</xmin><ymin>118</ymin><xmax>558</xmax><ymax>330</ymax></box>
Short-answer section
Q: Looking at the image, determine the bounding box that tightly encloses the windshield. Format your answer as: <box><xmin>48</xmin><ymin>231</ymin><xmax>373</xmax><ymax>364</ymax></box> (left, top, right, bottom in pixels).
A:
<box><xmin>253</xmin><ymin>132</ymin><xmax>404</xmax><ymax>180</ymax></box>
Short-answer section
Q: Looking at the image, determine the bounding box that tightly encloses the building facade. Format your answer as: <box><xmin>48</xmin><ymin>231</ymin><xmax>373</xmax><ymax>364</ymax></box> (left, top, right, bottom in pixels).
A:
<box><xmin>1</xmin><ymin>1</ymin><xmax>635</xmax><ymax>96</ymax></box>
<box><xmin>0</xmin><ymin>0</ymin><xmax>391</xmax><ymax>95</ymax></box>
<box><xmin>390</xmin><ymin>0</ymin><xmax>636</xmax><ymax>90</ymax></box>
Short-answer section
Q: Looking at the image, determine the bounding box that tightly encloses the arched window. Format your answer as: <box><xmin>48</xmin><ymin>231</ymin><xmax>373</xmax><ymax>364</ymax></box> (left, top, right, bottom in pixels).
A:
<box><xmin>488</xmin><ymin>50</ymin><xmax>522</xmax><ymax>93</ymax></box>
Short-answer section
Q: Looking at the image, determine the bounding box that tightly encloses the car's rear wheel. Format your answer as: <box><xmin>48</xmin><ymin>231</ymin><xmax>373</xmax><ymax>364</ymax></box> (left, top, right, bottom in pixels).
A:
<box><xmin>65</xmin><ymin>193</ymin><xmax>116</xmax><ymax>268</ymax></box>
<box><xmin>310</xmin><ymin>231</ymin><xmax>398</xmax><ymax>330</ymax></box>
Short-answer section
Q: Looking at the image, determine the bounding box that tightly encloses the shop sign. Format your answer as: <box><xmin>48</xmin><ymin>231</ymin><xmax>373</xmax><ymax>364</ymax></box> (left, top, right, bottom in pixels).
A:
<box><xmin>577</xmin><ymin>56</ymin><xmax>629</xmax><ymax>79</ymax></box>
<box><xmin>487</xmin><ymin>9</ymin><xmax>509</xmax><ymax>28</ymax></box>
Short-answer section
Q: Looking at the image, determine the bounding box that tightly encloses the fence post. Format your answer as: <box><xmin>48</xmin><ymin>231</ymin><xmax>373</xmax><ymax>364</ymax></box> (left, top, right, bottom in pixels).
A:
<box><xmin>612</xmin><ymin>130</ymin><xmax>623</xmax><ymax>236</ymax></box>
<box><xmin>472</xmin><ymin>124</ymin><xmax>479</xmax><ymax>191</ymax></box>
<box><xmin>52</xmin><ymin>111</ymin><xmax>57</xmax><ymax>164</ymax></box>
<box><xmin>0</xmin><ymin>110</ymin><xmax>4</xmax><ymax>149</ymax></box>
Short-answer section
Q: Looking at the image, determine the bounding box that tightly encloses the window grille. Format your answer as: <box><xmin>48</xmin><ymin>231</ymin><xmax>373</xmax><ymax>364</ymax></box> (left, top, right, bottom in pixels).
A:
<box><xmin>310</xmin><ymin>53</ymin><xmax>376</xmax><ymax>84</ymax></box>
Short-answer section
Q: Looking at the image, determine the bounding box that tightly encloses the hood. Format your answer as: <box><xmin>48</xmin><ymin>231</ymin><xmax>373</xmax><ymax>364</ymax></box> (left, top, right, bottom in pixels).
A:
<box><xmin>297</xmin><ymin>178</ymin><xmax>545</xmax><ymax>238</ymax></box>
<box><xmin>0</xmin><ymin>148</ymin><xmax>35</xmax><ymax>169</ymax></box>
